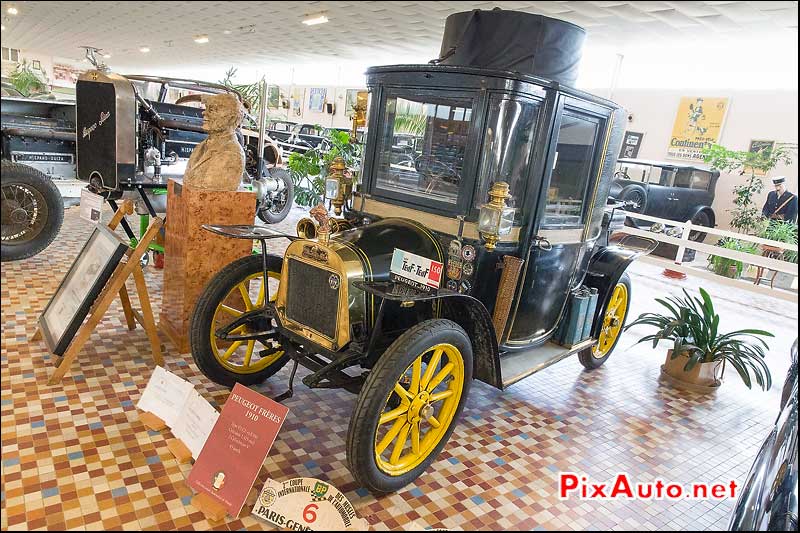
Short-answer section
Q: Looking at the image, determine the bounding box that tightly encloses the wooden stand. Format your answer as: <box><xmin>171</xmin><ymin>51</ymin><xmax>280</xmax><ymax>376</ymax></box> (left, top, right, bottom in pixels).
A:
<box><xmin>33</xmin><ymin>200</ymin><xmax>165</xmax><ymax>385</ymax></box>
<box><xmin>167</xmin><ymin>438</ymin><xmax>193</xmax><ymax>464</ymax></box>
<box><xmin>190</xmin><ymin>490</ymin><xmax>228</xmax><ymax>523</ymax></box>
<box><xmin>139</xmin><ymin>411</ymin><xmax>167</xmax><ymax>431</ymax></box>
<box><xmin>159</xmin><ymin>179</ymin><xmax>256</xmax><ymax>353</ymax></box>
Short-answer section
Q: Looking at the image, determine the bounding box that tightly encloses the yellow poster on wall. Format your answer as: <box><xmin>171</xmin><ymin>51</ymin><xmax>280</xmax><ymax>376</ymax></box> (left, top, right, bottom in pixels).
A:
<box><xmin>667</xmin><ymin>96</ymin><xmax>729</xmax><ymax>162</ymax></box>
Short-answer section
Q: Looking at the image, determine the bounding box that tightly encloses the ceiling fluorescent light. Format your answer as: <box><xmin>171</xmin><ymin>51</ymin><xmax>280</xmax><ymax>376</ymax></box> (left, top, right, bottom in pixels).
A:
<box><xmin>302</xmin><ymin>15</ymin><xmax>328</xmax><ymax>26</ymax></box>
<box><xmin>102</xmin><ymin>53</ymin><xmax>111</xmax><ymax>59</ymax></box>
<box><xmin>7</xmin><ymin>6</ymin><xmax>18</xmax><ymax>15</ymax></box>
<box><xmin>139</xmin><ymin>46</ymin><xmax>150</xmax><ymax>53</ymax></box>
<box><xmin>194</xmin><ymin>35</ymin><xmax>209</xmax><ymax>44</ymax></box>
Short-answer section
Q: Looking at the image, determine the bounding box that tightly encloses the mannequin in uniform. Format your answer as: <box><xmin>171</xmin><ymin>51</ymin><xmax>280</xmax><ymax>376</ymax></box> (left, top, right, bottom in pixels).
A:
<box><xmin>762</xmin><ymin>176</ymin><xmax>797</xmax><ymax>224</ymax></box>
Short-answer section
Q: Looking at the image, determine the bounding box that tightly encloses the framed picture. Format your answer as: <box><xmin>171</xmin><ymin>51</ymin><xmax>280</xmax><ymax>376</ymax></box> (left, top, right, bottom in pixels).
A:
<box><xmin>619</xmin><ymin>131</ymin><xmax>644</xmax><ymax>159</ymax></box>
<box><xmin>267</xmin><ymin>85</ymin><xmax>280</xmax><ymax>109</ymax></box>
<box><xmin>748</xmin><ymin>140</ymin><xmax>776</xmax><ymax>176</ymax></box>
<box><xmin>39</xmin><ymin>225</ymin><xmax>129</xmax><ymax>355</ymax></box>
<box><xmin>308</xmin><ymin>87</ymin><xmax>326</xmax><ymax>112</ymax></box>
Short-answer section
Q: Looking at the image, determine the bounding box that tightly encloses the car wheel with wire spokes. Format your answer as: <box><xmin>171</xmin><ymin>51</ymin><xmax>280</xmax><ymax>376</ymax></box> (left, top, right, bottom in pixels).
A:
<box><xmin>1</xmin><ymin>161</ymin><xmax>64</xmax><ymax>262</ymax></box>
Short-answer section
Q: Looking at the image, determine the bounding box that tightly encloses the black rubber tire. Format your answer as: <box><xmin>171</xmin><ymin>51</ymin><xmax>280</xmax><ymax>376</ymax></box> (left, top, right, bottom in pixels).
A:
<box><xmin>619</xmin><ymin>185</ymin><xmax>648</xmax><ymax>229</ymax></box>
<box><xmin>190</xmin><ymin>253</ymin><xmax>289</xmax><ymax>387</ymax></box>
<box><xmin>578</xmin><ymin>273</ymin><xmax>632</xmax><ymax>370</ymax></box>
<box><xmin>688</xmin><ymin>210</ymin><xmax>712</xmax><ymax>242</ymax></box>
<box><xmin>1</xmin><ymin>161</ymin><xmax>64</xmax><ymax>262</ymax></box>
<box><xmin>256</xmin><ymin>168</ymin><xmax>294</xmax><ymax>224</ymax></box>
<box><xmin>347</xmin><ymin>319</ymin><xmax>473</xmax><ymax>494</ymax></box>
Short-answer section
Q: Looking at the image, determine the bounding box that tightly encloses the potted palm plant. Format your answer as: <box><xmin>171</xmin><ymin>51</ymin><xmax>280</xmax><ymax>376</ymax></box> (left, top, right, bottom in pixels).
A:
<box><xmin>626</xmin><ymin>288</ymin><xmax>773</xmax><ymax>393</ymax></box>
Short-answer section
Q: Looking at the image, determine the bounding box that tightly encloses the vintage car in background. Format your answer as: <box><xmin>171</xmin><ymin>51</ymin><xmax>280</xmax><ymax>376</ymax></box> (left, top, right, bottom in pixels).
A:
<box><xmin>1</xmin><ymin>86</ymin><xmax>73</xmax><ymax>261</ymax></box>
<box><xmin>729</xmin><ymin>339</ymin><xmax>798</xmax><ymax>531</ymax></box>
<box><xmin>189</xmin><ymin>9</ymin><xmax>655</xmax><ymax>493</ymax></box>
<box><xmin>73</xmin><ymin>63</ymin><xmax>294</xmax><ymax>227</ymax></box>
<box><xmin>265</xmin><ymin>119</ymin><xmax>296</xmax><ymax>143</ymax></box>
<box><xmin>610</xmin><ymin>158</ymin><xmax>720</xmax><ymax>241</ymax></box>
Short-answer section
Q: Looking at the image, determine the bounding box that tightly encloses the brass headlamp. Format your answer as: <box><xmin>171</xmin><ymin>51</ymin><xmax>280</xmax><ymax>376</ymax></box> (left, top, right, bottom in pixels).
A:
<box><xmin>325</xmin><ymin>156</ymin><xmax>353</xmax><ymax>216</ymax></box>
<box><xmin>478</xmin><ymin>181</ymin><xmax>515</xmax><ymax>251</ymax></box>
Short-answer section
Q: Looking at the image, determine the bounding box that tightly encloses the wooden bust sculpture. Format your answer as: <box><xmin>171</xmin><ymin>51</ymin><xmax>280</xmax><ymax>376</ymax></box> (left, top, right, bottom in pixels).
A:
<box><xmin>183</xmin><ymin>93</ymin><xmax>245</xmax><ymax>190</ymax></box>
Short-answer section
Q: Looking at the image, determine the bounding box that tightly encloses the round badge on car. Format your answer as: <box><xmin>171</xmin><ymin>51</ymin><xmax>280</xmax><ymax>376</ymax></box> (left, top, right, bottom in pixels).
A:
<box><xmin>329</xmin><ymin>274</ymin><xmax>341</xmax><ymax>290</ymax></box>
<box><xmin>461</xmin><ymin>245</ymin><xmax>476</xmax><ymax>261</ymax></box>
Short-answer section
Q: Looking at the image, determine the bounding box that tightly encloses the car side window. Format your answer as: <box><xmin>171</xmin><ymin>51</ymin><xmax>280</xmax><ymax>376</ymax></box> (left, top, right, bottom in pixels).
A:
<box><xmin>543</xmin><ymin>112</ymin><xmax>600</xmax><ymax>227</ymax></box>
<box><xmin>690</xmin><ymin>171</ymin><xmax>711</xmax><ymax>190</ymax></box>
<box><xmin>673</xmin><ymin>169</ymin><xmax>693</xmax><ymax>188</ymax></box>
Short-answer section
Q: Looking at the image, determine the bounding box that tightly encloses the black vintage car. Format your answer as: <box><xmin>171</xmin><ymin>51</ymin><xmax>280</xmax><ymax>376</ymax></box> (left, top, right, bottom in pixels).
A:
<box><xmin>73</xmin><ymin>66</ymin><xmax>293</xmax><ymax>225</ymax></box>
<box><xmin>729</xmin><ymin>339</ymin><xmax>798</xmax><ymax>531</ymax></box>
<box><xmin>190</xmin><ymin>9</ymin><xmax>655</xmax><ymax>493</ymax></box>
<box><xmin>610</xmin><ymin>158</ymin><xmax>720</xmax><ymax>240</ymax></box>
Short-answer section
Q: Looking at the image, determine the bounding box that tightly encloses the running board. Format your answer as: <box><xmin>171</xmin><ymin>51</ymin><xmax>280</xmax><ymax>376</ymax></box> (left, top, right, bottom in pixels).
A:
<box><xmin>500</xmin><ymin>339</ymin><xmax>595</xmax><ymax>389</ymax></box>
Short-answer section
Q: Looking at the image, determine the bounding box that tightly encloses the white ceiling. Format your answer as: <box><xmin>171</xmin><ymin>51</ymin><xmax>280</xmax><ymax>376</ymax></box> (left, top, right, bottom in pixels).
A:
<box><xmin>1</xmin><ymin>1</ymin><xmax>797</xmax><ymax>84</ymax></box>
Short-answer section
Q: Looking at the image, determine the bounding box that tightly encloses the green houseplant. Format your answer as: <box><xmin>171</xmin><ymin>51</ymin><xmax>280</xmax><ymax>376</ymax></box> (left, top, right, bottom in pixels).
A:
<box><xmin>626</xmin><ymin>288</ymin><xmax>773</xmax><ymax>392</ymax></box>
<box><xmin>9</xmin><ymin>60</ymin><xmax>50</xmax><ymax>97</ymax></box>
<box><xmin>707</xmin><ymin>238</ymin><xmax>760</xmax><ymax>278</ymax></box>
<box><xmin>702</xmin><ymin>143</ymin><xmax>794</xmax><ymax>235</ymax></box>
<box><xmin>288</xmin><ymin>129</ymin><xmax>363</xmax><ymax>207</ymax></box>
<box><xmin>759</xmin><ymin>220</ymin><xmax>798</xmax><ymax>264</ymax></box>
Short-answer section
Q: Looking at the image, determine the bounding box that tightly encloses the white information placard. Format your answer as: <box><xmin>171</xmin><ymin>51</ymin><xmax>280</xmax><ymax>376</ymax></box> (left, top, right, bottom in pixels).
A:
<box><xmin>171</xmin><ymin>390</ymin><xmax>220</xmax><ymax>459</ymax></box>
<box><xmin>79</xmin><ymin>188</ymin><xmax>104</xmax><ymax>224</ymax></box>
<box><xmin>389</xmin><ymin>248</ymin><xmax>444</xmax><ymax>292</ymax></box>
<box><xmin>136</xmin><ymin>366</ymin><xmax>194</xmax><ymax>428</ymax></box>
<box><xmin>253</xmin><ymin>477</ymin><xmax>369</xmax><ymax>531</ymax></box>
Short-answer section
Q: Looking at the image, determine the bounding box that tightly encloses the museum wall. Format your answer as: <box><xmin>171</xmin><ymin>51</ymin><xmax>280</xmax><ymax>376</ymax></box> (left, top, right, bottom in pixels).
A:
<box><xmin>602</xmin><ymin>88</ymin><xmax>799</xmax><ymax>231</ymax></box>
<box><xmin>266</xmin><ymin>84</ymin><xmax>365</xmax><ymax>129</ymax></box>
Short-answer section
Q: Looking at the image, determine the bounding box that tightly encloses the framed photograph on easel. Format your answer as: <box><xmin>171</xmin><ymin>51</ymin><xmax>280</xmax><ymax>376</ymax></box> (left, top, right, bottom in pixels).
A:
<box><xmin>39</xmin><ymin>224</ymin><xmax>129</xmax><ymax>355</ymax></box>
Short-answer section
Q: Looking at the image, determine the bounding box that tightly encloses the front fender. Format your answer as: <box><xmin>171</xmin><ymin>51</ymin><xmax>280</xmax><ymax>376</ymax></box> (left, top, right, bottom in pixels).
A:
<box><xmin>355</xmin><ymin>281</ymin><xmax>501</xmax><ymax>389</ymax></box>
<box><xmin>688</xmin><ymin>205</ymin><xmax>715</xmax><ymax>227</ymax></box>
<box><xmin>583</xmin><ymin>239</ymin><xmax>653</xmax><ymax>337</ymax></box>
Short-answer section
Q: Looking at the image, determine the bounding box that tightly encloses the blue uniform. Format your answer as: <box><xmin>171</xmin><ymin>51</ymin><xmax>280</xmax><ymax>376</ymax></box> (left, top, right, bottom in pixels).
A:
<box><xmin>762</xmin><ymin>190</ymin><xmax>798</xmax><ymax>223</ymax></box>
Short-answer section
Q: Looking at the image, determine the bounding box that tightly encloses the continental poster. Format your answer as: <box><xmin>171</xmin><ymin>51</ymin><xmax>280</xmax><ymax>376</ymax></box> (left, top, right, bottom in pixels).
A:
<box><xmin>667</xmin><ymin>96</ymin><xmax>729</xmax><ymax>162</ymax></box>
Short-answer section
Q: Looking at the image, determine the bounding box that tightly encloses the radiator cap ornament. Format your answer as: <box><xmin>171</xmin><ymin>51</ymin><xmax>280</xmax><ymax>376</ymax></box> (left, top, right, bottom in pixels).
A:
<box><xmin>328</xmin><ymin>274</ymin><xmax>340</xmax><ymax>290</ymax></box>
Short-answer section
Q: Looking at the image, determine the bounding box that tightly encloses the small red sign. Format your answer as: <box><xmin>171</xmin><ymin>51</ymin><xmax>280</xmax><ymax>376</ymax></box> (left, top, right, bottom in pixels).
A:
<box><xmin>187</xmin><ymin>383</ymin><xmax>289</xmax><ymax>518</ymax></box>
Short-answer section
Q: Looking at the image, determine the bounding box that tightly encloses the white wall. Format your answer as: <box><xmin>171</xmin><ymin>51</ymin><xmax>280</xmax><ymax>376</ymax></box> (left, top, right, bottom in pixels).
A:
<box><xmin>266</xmin><ymin>84</ymin><xmax>365</xmax><ymax>129</ymax></box>
<box><xmin>600</xmin><ymin>88</ymin><xmax>798</xmax><ymax>230</ymax></box>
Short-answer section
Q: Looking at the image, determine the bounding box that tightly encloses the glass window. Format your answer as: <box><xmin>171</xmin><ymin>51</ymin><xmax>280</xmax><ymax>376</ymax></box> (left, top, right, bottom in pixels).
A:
<box><xmin>690</xmin><ymin>171</ymin><xmax>711</xmax><ymax>190</ymax></box>
<box><xmin>300</xmin><ymin>125</ymin><xmax>322</xmax><ymax>136</ymax></box>
<box><xmin>673</xmin><ymin>169</ymin><xmax>693</xmax><ymax>188</ymax></box>
<box><xmin>374</xmin><ymin>92</ymin><xmax>474</xmax><ymax>206</ymax></box>
<box><xmin>544</xmin><ymin>114</ymin><xmax>599</xmax><ymax>227</ymax></box>
<box><xmin>474</xmin><ymin>95</ymin><xmax>540</xmax><ymax>213</ymax></box>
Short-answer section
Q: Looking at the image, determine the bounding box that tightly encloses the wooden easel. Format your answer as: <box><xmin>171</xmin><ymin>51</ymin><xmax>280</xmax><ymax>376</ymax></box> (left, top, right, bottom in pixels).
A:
<box><xmin>32</xmin><ymin>199</ymin><xmax>165</xmax><ymax>384</ymax></box>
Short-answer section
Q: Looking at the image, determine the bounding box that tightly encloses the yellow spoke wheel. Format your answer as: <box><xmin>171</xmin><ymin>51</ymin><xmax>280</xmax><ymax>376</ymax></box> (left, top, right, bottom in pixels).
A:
<box><xmin>190</xmin><ymin>254</ymin><xmax>289</xmax><ymax>387</ymax></box>
<box><xmin>578</xmin><ymin>274</ymin><xmax>631</xmax><ymax>370</ymax></box>
<box><xmin>347</xmin><ymin>319</ymin><xmax>473</xmax><ymax>494</ymax></box>
<box><xmin>210</xmin><ymin>271</ymin><xmax>284</xmax><ymax>374</ymax></box>
<box><xmin>374</xmin><ymin>343</ymin><xmax>464</xmax><ymax>475</ymax></box>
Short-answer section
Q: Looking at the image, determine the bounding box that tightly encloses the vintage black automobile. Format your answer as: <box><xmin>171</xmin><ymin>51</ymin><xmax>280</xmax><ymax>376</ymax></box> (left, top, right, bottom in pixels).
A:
<box><xmin>190</xmin><ymin>9</ymin><xmax>655</xmax><ymax>493</ymax></box>
<box><xmin>1</xmin><ymin>92</ymin><xmax>71</xmax><ymax>261</ymax></box>
<box><xmin>610</xmin><ymin>158</ymin><xmax>720</xmax><ymax>241</ymax></box>
<box><xmin>73</xmin><ymin>55</ymin><xmax>293</xmax><ymax>226</ymax></box>
<box><xmin>729</xmin><ymin>338</ymin><xmax>798</xmax><ymax>532</ymax></box>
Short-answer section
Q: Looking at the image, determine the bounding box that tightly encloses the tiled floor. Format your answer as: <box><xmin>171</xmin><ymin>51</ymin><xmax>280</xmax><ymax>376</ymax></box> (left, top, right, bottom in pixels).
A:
<box><xmin>1</xmin><ymin>206</ymin><xmax>797</xmax><ymax>531</ymax></box>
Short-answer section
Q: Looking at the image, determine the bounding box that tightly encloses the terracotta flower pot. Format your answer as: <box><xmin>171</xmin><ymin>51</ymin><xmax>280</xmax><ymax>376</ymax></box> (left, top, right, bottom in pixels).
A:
<box><xmin>660</xmin><ymin>349</ymin><xmax>721</xmax><ymax>393</ymax></box>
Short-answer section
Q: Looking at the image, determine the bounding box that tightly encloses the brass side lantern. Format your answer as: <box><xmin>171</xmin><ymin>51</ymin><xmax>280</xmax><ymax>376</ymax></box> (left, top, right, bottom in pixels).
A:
<box><xmin>325</xmin><ymin>156</ymin><xmax>353</xmax><ymax>216</ymax></box>
<box><xmin>478</xmin><ymin>181</ymin><xmax>515</xmax><ymax>251</ymax></box>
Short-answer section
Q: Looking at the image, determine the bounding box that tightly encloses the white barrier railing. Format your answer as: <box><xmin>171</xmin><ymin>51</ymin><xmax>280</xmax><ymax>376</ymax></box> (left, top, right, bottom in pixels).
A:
<box><xmin>616</xmin><ymin>210</ymin><xmax>798</xmax><ymax>302</ymax></box>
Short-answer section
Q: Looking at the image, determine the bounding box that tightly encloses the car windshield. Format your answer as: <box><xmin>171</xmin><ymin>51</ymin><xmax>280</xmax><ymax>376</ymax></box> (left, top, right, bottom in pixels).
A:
<box><xmin>373</xmin><ymin>90</ymin><xmax>475</xmax><ymax>206</ymax></box>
